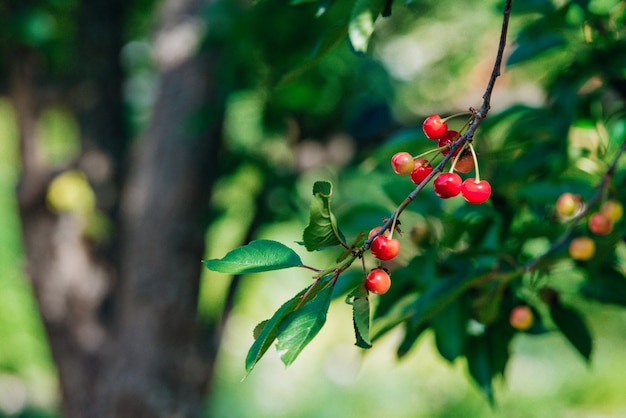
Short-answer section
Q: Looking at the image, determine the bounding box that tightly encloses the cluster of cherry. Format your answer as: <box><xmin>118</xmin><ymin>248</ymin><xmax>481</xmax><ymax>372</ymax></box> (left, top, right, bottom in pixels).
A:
<box><xmin>391</xmin><ymin>114</ymin><xmax>492</xmax><ymax>204</ymax></box>
<box><xmin>557</xmin><ymin>192</ymin><xmax>624</xmax><ymax>261</ymax></box>
<box><xmin>363</xmin><ymin>114</ymin><xmax>494</xmax><ymax>295</ymax></box>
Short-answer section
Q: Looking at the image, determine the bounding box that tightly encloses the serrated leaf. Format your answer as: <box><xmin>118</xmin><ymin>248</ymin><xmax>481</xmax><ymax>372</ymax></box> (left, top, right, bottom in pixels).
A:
<box><xmin>302</xmin><ymin>181</ymin><xmax>346</xmax><ymax>251</ymax></box>
<box><xmin>348</xmin><ymin>0</ymin><xmax>385</xmax><ymax>53</ymax></box>
<box><xmin>346</xmin><ymin>285</ymin><xmax>371</xmax><ymax>348</ymax></box>
<box><xmin>431</xmin><ymin>296</ymin><xmax>467</xmax><ymax>363</ymax></box>
<box><xmin>204</xmin><ymin>240</ymin><xmax>303</xmax><ymax>274</ymax></box>
<box><xmin>252</xmin><ymin>320</ymin><xmax>269</xmax><ymax>340</ymax></box>
<box><xmin>276</xmin><ymin>285</ymin><xmax>334</xmax><ymax>366</ymax></box>
<box><xmin>245</xmin><ymin>280</ymin><xmax>331</xmax><ymax>375</ymax></box>
<box><xmin>550</xmin><ymin>304</ymin><xmax>592</xmax><ymax>361</ymax></box>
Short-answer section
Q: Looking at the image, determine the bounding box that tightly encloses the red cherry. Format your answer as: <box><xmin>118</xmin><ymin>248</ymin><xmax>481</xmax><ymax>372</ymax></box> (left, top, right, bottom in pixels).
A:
<box><xmin>454</xmin><ymin>151</ymin><xmax>474</xmax><ymax>173</ymax></box>
<box><xmin>588</xmin><ymin>212</ymin><xmax>613</xmax><ymax>235</ymax></box>
<box><xmin>433</xmin><ymin>173</ymin><xmax>462</xmax><ymax>198</ymax></box>
<box><xmin>461</xmin><ymin>178</ymin><xmax>491</xmax><ymax>204</ymax></box>
<box><xmin>391</xmin><ymin>152</ymin><xmax>415</xmax><ymax>176</ymax></box>
<box><xmin>371</xmin><ymin>235</ymin><xmax>400</xmax><ymax>261</ymax></box>
<box><xmin>365</xmin><ymin>268</ymin><xmax>391</xmax><ymax>295</ymax></box>
<box><xmin>410</xmin><ymin>158</ymin><xmax>433</xmax><ymax>185</ymax></box>
<box><xmin>509</xmin><ymin>306</ymin><xmax>534</xmax><ymax>331</ymax></box>
<box><xmin>423</xmin><ymin>115</ymin><xmax>448</xmax><ymax>139</ymax></box>
<box><xmin>437</xmin><ymin>130</ymin><xmax>460</xmax><ymax>156</ymax></box>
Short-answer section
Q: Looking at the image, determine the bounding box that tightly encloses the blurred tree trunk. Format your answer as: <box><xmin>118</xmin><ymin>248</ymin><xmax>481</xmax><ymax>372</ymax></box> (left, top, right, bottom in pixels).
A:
<box><xmin>11</xmin><ymin>0</ymin><xmax>225</xmax><ymax>416</ymax></box>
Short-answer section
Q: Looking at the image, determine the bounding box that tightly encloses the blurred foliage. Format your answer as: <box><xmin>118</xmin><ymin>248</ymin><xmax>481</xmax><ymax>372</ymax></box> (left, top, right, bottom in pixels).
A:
<box><xmin>2</xmin><ymin>0</ymin><xmax>626</xmax><ymax>416</ymax></box>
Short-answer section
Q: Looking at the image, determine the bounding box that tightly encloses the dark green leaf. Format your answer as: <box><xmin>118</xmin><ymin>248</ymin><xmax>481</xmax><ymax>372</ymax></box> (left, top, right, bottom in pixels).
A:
<box><xmin>431</xmin><ymin>296</ymin><xmax>468</xmax><ymax>362</ymax></box>
<box><xmin>550</xmin><ymin>304</ymin><xmax>592</xmax><ymax>361</ymax></box>
<box><xmin>465</xmin><ymin>335</ymin><xmax>494</xmax><ymax>405</ymax></box>
<box><xmin>204</xmin><ymin>240</ymin><xmax>303</xmax><ymax>274</ymax></box>
<box><xmin>276</xmin><ymin>285</ymin><xmax>334</xmax><ymax>366</ymax></box>
<box><xmin>302</xmin><ymin>181</ymin><xmax>346</xmax><ymax>251</ymax></box>
<box><xmin>581</xmin><ymin>269</ymin><xmax>626</xmax><ymax>306</ymax></box>
<box><xmin>397</xmin><ymin>322</ymin><xmax>428</xmax><ymax>358</ymax></box>
<box><xmin>252</xmin><ymin>320</ymin><xmax>269</xmax><ymax>340</ymax></box>
<box><xmin>348</xmin><ymin>0</ymin><xmax>385</xmax><ymax>53</ymax></box>
<box><xmin>346</xmin><ymin>285</ymin><xmax>371</xmax><ymax>348</ymax></box>
<box><xmin>279</xmin><ymin>22</ymin><xmax>348</xmax><ymax>85</ymax></box>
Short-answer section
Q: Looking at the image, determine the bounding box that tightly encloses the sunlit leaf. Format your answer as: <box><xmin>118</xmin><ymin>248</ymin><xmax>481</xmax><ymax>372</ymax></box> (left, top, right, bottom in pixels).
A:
<box><xmin>204</xmin><ymin>240</ymin><xmax>303</xmax><ymax>274</ymax></box>
<box><xmin>302</xmin><ymin>181</ymin><xmax>346</xmax><ymax>251</ymax></box>
<box><xmin>550</xmin><ymin>304</ymin><xmax>592</xmax><ymax>361</ymax></box>
<box><xmin>276</xmin><ymin>285</ymin><xmax>334</xmax><ymax>366</ymax></box>
<box><xmin>348</xmin><ymin>0</ymin><xmax>385</xmax><ymax>53</ymax></box>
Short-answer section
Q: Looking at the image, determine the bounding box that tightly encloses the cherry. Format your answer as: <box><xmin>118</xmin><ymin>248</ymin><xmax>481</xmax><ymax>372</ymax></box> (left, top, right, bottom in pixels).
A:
<box><xmin>365</xmin><ymin>268</ymin><xmax>391</xmax><ymax>295</ymax></box>
<box><xmin>569</xmin><ymin>236</ymin><xmax>595</xmax><ymax>260</ymax></box>
<box><xmin>410</xmin><ymin>158</ymin><xmax>433</xmax><ymax>185</ymax></box>
<box><xmin>368</xmin><ymin>226</ymin><xmax>390</xmax><ymax>239</ymax></box>
<box><xmin>437</xmin><ymin>130</ymin><xmax>460</xmax><ymax>156</ymax></box>
<box><xmin>433</xmin><ymin>173</ymin><xmax>462</xmax><ymax>198</ymax></box>
<box><xmin>600</xmin><ymin>200</ymin><xmax>623</xmax><ymax>222</ymax></box>
<box><xmin>588</xmin><ymin>212</ymin><xmax>613</xmax><ymax>235</ymax></box>
<box><xmin>371</xmin><ymin>235</ymin><xmax>400</xmax><ymax>261</ymax></box>
<box><xmin>509</xmin><ymin>306</ymin><xmax>534</xmax><ymax>331</ymax></box>
<box><xmin>391</xmin><ymin>152</ymin><xmax>415</xmax><ymax>176</ymax></box>
<box><xmin>423</xmin><ymin>115</ymin><xmax>448</xmax><ymax>139</ymax></box>
<box><xmin>461</xmin><ymin>178</ymin><xmax>491</xmax><ymax>204</ymax></box>
<box><xmin>453</xmin><ymin>151</ymin><xmax>474</xmax><ymax>173</ymax></box>
<box><xmin>556</xmin><ymin>192</ymin><xmax>582</xmax><ymax>217</ymax></box>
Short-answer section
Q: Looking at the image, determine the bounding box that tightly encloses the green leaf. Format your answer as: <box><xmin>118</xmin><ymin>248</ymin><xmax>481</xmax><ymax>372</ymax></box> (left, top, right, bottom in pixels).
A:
<box><xmin>397</xmin><ymin>322</ymin><xmax>428</xmax><ymax>358</ymax></box>
<box><xmin>279</xmin><ymin>22</ymin><xmax>348</xmax><ymax>85</ymax></box>
<box><xmin>204</xmin><ymin>240</ymin><xmax>303</xmax><ymax>274</ymax></box>
<box><xmin>302</xmin><ymin>181</ymin><xmax>346</xmax><ymax>251</ymax></box>
<box><xmin>465</xmin><ymin>335</ymin><xmax>494</xmax><ymax>405</ymax></box>
<box><xmin>276</xmin><ymin>285</ymin><xmax>334</xmax><ymax>366</ymax></box>
<box><xmin>245</xmin><ymin>280</ymin><xmax>331</xmax><ymax>375</ymax></box>
<box><xmin>581</xmin><ymin>269</ymin><xmax>626</xmax><ymax>306</ymax></box>
<box><xmin>507</xmin><ymin>33</ymin><xmax>566</xmax><ymax>66</ymax></box>
<box><xmin>431</xmin><ymin>296</ymin><xmax>467</xmax><ymax>363</ymax></box>
<box><xmin>550</xmin><ymin>304</ymin><xmax>592</xmax><ymax>361</ymax></box>
<box><xmin>348</xmin><ymin>0</ymin><xmax>385</xmax><ymax>53</ymax></box>
<box><xmin>346</xmin><ymin>285</ymin><xmax>371</xmax><ymax>348</ymax></box>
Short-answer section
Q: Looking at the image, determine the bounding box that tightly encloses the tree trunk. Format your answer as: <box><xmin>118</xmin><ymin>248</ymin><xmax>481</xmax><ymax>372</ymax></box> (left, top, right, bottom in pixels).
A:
<box><xmin>11</xmin><ymin>0</ymin><xmax>225</xmax><ymax>416</ymax></box>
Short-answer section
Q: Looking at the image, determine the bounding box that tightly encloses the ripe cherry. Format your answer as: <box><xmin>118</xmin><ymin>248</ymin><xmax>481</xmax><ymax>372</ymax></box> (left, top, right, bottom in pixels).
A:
<box><xmin>461</xmin><ymin>178</ymin><xmax>491</xmax><ymax>204</ymax></box>
<box><xmin>569</xmin><ymin>237</ymin><xmax>595</xmax><ymax>260</ymax></box>
<box><xmin>437</xmin><ymin>130</ymin><xmax>460</xmax><ymax>156</ymax></box>
<box><xmin>410</xmin><ymin>158</ymin><xmax>433</xmax><ymax>185</ymax></box>
<box><xmin>423</xmin><ymin>115</ymin><xmax>448</xmax><ymax>139</ymax></box>
<box><xmin>368</xmin><ymin>226</ymin><xmax>390</xmax><ymax>239</ymax></box>
<box><xmin>433</xmin><ymin>173</ymin><xmax>462</xmax><ymax>198</ymax></box>
<box><xmin>509</xmin><ymin>306</ymin><xmax>534</xmax><ymax>331</ymax></box>
<box><xmin>588</xmin><ymin>212</ymin><xmax>613</xmax><ymax>235</ymax></box>
<box><xmin>365</xmin><ymin>268</ymin><xmax>391</xmax><ymax>295</ymax></box>
<box><xmin>391</xmin><ymin>152</ymin><xmax>415</xmax><ymax>176</ymax></box>
<box><xmin>371</xmin><ymin>235</ymin><xmax>400</xmax><ymax>261</ymax></box>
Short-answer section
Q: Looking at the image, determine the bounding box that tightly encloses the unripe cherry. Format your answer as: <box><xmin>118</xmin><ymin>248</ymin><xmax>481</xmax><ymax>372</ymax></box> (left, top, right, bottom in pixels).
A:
<box><xmin>391</xmin><ymin>152</ymin><xmax>415</xmax><ymax>176</ymax></box>
<box><xmin>509</xmin><ymin>306</ymin><xmax>534</xmax><ymax>331</ymax></box>
<box><xmin>569</xmin><ymin>237</ymin><xmax>595</xmax><ymax>260</ymax></box>
<box><xmin>600</xmin><ymin>200</ymin><xmax>623</xmax><ymax>222</ymax></box>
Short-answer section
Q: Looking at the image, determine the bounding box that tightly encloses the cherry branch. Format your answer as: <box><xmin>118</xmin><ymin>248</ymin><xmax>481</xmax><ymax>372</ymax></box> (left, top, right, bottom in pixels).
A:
<box><xmin>363</xmin><ymin>0</ymin><xmax>513</xmax><ymax>251</ymax></box>
<box><xmin>524</xmin><ymin>135</ymin><xmax>626</xmax><ymax>272</ymax></box>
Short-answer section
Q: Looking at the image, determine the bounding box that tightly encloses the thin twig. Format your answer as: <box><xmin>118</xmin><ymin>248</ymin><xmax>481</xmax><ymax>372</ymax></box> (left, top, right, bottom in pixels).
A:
<box><xmin>363</xmin><ymin>0</ymin><xmax>513</xmax><ymax>251</ymax></box>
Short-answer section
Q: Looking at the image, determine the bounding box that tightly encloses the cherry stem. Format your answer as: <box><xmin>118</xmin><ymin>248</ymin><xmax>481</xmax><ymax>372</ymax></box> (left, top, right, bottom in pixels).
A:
<box><xmin>448</xmin><ymin>142</ymin><xmax>468</xmax><ymax>173</ymax></box>
<box><xmin>468</xmin><ymin>143</ymin><xmax>481</xmax><ymax>182</ymax></box>
<box><xmin>442</xmin><ymin>111</ymin><xmax>473</xmax><ymax>123</ymax></box>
